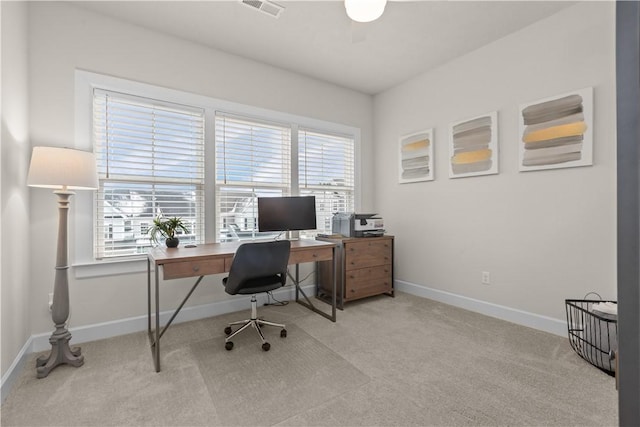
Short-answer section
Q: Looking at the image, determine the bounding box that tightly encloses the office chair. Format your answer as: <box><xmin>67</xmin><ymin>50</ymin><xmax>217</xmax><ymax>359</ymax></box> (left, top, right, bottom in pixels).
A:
<box><xmin>222</xmin><ymin>240</ymin><xmax>291</xmax><ymax>351</ymax></box>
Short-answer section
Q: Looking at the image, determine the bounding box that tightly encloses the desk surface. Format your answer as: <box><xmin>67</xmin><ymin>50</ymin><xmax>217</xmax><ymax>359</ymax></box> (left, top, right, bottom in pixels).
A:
<box><xmin>148</xmin><ymin>238</ymin><xmax>335</xmax><ymax>265</ymax></box>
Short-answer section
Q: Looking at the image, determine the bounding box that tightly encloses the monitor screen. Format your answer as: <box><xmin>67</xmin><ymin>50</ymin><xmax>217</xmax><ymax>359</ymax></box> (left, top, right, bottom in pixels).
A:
<box><xmin>257</xmin><ymin>196</ymin><xmax>317</xmax><ymax>232</ymax></box>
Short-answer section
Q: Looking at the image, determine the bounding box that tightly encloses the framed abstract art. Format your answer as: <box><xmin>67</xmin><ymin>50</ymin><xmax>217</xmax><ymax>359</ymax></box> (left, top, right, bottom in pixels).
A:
<box><xmin>518</xmin><ymin>87</ymin><xmax>593</xmax><ymax>172</ymax></box>
<box><xmin>449</xmin><ymin>111</ymin><xmax>498</xmax><ymax>178</ymax></box>
<box><xmin>399</xmin><ymin>129</ymin><xmax>434</xmax><ymax>183</ymax></box>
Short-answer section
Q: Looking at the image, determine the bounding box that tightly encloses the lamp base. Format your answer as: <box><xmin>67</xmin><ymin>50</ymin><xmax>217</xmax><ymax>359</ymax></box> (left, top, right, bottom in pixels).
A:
<box><xmin>35</xmin><ymin>329</ymin><xmax>84</xmax><ymax>378</ymax></box>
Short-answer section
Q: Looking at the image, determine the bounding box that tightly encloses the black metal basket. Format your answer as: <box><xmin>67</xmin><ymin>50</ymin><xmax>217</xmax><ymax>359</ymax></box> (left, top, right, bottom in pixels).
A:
<box><xmin>565</xmin><ymin>297</ymin><xmax>617</xmax><ymax>376</ymax></box>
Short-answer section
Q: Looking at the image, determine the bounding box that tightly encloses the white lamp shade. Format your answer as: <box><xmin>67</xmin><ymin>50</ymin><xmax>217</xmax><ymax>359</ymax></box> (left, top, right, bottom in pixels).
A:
<box><xmin>27</xmin><ymin>146</ymin><xmax>99</xmax><ymax>190</ymax></box>
<box><xmin>345</xmin><ymin>0</ymin><xmax>387</xmax><ymax>23</ymax></box>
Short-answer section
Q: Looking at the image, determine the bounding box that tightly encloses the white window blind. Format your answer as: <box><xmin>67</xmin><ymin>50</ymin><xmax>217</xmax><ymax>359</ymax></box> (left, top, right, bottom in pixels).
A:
<box><xmin>93</xmin><ymin>89</ymin><xmax>205</xmax><ymax>258</ymax></box>
<box><xmin>299</xmin><ymin>129</ymin><xmax>355</xmax><ymax>234</ymax></box>
<box><xmin>215</xmin><ymin>113</ymin><xmax>291</xmax><ymax>241</ymax></box>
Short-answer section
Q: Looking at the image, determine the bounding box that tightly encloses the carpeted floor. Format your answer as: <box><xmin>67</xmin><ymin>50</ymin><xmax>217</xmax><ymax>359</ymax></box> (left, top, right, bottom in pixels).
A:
<box><xmin>1</xmin><ymin>292</ymin><xmax>617</xmax><ymax>426</ymax></box>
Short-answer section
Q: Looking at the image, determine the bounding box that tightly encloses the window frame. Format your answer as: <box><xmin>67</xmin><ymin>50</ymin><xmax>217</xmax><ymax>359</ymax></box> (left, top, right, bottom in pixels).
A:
<box><xmin>93</xmin><ymin>89</ymin><xmax>206</xmax><ymax>259</ymax></box>
<box><xmin>298</xmin><ymin>127</ymin><xmax>356</xmax><ymax>237</ymax></box>
<box><xmin>73</xmin><ymin>71</ymin><xmax>361</xmax><ymax>278</ymax></box>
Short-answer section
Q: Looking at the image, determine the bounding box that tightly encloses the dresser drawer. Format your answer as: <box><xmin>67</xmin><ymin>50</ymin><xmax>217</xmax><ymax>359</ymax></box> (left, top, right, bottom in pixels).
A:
<box><xmin>345</xmin><ymin>264</ymin><xmax>391</xmax><ymax>282</ymax></box>
<box><xmin>344</xmin><ymin>240</ymin><xmax>392</xmax><ymax>270</ymax></box>
<box><xmin>162</xmin><ymin>258</ymin><xmax>225</xmax><ymax>280</ymax></box>
<box><xmin>345</xmin><ymin>276</ymin><xmax>393</xmax><ymax>301</ymax></box>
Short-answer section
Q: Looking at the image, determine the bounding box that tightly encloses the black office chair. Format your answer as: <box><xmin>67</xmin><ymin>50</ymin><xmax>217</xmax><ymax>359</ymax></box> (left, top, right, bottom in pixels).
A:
<box><xmin>222</xmin><ymin>240</ymin><xmax>291</xmax><ymax>351</ymax></box>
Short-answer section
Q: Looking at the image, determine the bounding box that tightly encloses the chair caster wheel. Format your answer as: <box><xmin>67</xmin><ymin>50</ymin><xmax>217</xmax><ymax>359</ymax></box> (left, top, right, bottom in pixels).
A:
<box><xmin>280</xmin><ymin>329</ymin><xmax>287</xmax><ymax>338</ymax></box>
<box><xmin>225</xmin><ymin>341</ymin><xmax>234</xmax><ymax>351</ymax></box>
<box><xmin>262</xmin><ymin>342</ymin><xmax>271</xmax><ymax>351</ymax></box>
<box><xmin>224</xmin><ymin>326</ymin><xmax>232</xmax><ymax>335</ymax></box>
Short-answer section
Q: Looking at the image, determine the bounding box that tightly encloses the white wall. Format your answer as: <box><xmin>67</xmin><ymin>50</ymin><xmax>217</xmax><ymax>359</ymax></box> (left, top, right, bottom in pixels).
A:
<box><xmin>374</xmin><ymin>1</ymin><xmax>616</xmax><ymax>323</ymax></box>
<box><xmin>1</xmin><ymin>1</ymin><xmax>31</xmax><ymax>378</ymax></box>
<box><xmin>27</xmin><ymin>2</ymin><xmax>374</xmax><ymax>335</ymax></box>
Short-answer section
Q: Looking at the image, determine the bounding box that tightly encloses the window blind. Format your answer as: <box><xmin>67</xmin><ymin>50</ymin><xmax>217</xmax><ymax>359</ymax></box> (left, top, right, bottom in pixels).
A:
<box><xmin>215</xmin><ymin>113</ymin><xmax>291</xmax><ymax>241</ymax></box>
<box><xmin>93</xmin><ymin>89</ymin><xmax>205</xmax><ymax>258</ymax></box>
<box><xmin>299</xmin><ymin>129</ymin><xmax>355</xmax><ymax>234</ymax></box>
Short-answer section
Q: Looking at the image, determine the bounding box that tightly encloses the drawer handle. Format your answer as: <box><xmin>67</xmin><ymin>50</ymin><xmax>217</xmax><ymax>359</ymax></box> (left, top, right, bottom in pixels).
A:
<box><xmin>349</xmin><ymin>275</ymin><xmax>355</xmax><ymax>279</ymax></box>
<box><xmin>312</xmin><ymin>253</ymin><xmax>318</xmax><ymax>258</ymax></box>
<box><xmin>350</xmin><ymin>289</ymin><xmax>356</xmax><ymax>293</ymax></box>
<box><xmin>192</xmin><ymin>265</ymin><xmax>200</xmax><ymax>272</ymax></box>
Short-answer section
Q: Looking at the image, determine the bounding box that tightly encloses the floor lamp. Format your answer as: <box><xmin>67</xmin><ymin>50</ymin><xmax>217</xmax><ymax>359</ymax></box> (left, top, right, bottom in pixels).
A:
<box><xmin>27</xmin><ymin>146</ymin><xmax>98</xmax><ymax>378</ymax></box>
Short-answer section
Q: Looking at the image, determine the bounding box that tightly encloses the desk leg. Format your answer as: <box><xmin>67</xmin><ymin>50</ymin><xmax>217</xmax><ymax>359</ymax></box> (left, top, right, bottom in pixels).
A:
<box><xmin>147</xmin><ymin>261</ymin><xmax>161</xmax><ymax>372</ymax></box>
<box><xmin>148</xmin><ymin>270</ymin><xmax>205</xmax><ymax>372</ymax></box>
<box><xmin>147</xmin><ymin>259</ymin><xmax>151</xmax><ymax>339</ymax></box>
<box><xmin>295</xmin><ymin>265</ymin><xmax>299</xmax><ymax>302</ymax></box>
<box><xmin>293</xmin><ymin>258</ymin><xmax>337</xmax><ymax>322</ymax></box>
<box><xmin>332</xmin><ymin>246</ymin><xmax>337</xmax><ymax>321</ymax></box>
<box><xmin>154</xmin><ymin>264</ymin><xmax>160</xmax><ymax>372</ymax></box>
<box><xmin>147</xmin><ymin>260</ymin><xmax>160</xmax><ymax>372</ymax></box>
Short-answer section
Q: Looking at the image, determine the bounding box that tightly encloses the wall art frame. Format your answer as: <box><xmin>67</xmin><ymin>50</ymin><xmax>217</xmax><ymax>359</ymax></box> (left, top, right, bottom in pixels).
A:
<box><xmin>399</xmin><ymin>129</ymin><xmax>434</xmax><ymax>183</ymax></box>
<box><xmin>448</xmin><ymin>111</ymin><xmax>498</xmax><ymax>178</ymax></box>
<box><xmin>518</xmin><ymin>87</ymin><xmax>593</xmax><ymax>172</ymax></box>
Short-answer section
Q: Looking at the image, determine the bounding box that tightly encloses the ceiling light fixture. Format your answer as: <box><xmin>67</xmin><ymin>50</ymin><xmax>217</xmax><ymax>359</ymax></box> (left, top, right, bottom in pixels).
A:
<box><xmin>344</xmin><ymin>0</ymin><xmax>387</xmax><ymax>23</ymax></box>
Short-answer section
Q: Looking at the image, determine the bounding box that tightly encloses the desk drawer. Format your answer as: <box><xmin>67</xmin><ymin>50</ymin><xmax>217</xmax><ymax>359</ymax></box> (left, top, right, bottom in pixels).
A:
<box><xmin>289</xmin><ymin>246</ymin><xmax>333</xmax><ymax>265</ymax></box>
<box><xmin>162</xmin><ymin>258</ymin><xmax>225</xmax><ymax>280</ymax></box>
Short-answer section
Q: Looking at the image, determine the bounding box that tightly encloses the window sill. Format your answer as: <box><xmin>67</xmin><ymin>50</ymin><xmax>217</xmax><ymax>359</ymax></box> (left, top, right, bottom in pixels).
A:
<box><xmin>73</xmin><ymin>257</ymin><xmax>148</xmax><ymax>279</ymax></box>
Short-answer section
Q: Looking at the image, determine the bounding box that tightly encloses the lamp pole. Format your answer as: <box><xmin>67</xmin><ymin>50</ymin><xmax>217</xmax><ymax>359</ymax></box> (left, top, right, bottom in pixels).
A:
<box><xmin>27</xmin><ymin>146</ymin><xmax>98</xmax><ymax>378</ymax></box>
<box><xmin>35</xmin><ymin>188</ymin><xmax>84</xmax><ymax>378</ymax></box>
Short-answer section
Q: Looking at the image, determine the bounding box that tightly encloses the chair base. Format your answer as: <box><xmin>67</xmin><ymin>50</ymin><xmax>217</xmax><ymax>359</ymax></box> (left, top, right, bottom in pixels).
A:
<box><xmin>224</xmin><ymin>295</ymin><xmax>286</xmax><ymax>351</ymax></box>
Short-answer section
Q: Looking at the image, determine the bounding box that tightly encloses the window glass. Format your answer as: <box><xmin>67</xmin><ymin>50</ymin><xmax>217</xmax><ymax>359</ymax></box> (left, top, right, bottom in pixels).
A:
<box><xmin>93</xmin><ymin>90</ymin><xmax>205</xmax><ymax>258</ymax></box>
<box><xmin>215</xmin><ymin>113</ymin><xmax>291</xmax><ymax>241</ymax></box>
<box><xmin>299</xmin><ymin>129</ymin><xmax>355</xmax><ymax>236</ymax></box>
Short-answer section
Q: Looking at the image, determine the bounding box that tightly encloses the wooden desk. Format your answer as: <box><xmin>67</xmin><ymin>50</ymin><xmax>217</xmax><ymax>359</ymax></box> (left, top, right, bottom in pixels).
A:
<box><xmin>147</xmin><ymin>239</ymin><xmax>337</xmax><ymax>372</ymax></box>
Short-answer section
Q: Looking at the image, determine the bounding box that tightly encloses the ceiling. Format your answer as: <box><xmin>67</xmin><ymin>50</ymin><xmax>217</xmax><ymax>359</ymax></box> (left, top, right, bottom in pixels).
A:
<box><xmin>73</xmin><ymin>0</ymin><xmax>576</xmax><ymax>95</ymax></box>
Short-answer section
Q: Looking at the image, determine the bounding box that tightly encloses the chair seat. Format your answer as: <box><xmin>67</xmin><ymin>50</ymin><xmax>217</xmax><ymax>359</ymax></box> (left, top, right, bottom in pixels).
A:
<box><xmin>222</xmin><ymin>274</ymin><xmax>284</xmax><ymax>295</ymax></box>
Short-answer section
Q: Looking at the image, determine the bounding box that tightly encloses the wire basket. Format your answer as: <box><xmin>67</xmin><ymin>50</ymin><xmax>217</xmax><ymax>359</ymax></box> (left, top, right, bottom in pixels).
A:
<box><xmin>565</xmin><ymin>294</ymin><xmax>617</xmax><ymax>376</ymax></box>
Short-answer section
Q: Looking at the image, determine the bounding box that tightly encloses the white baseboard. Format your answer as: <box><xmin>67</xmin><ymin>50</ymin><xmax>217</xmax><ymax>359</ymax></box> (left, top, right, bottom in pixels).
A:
<box><xmin>395</xmin><ymin>280</ymin><xmax>568</xmax><ymax>337</ymax></box>
<box><xmin>3</xmin><ymin>284</ymin><xmax>312</xmax><ymax>402</ymax></box>
<box><xmin>3</xmin><ymin>282</ymin><xmax>566</xmax><ymax>402</ymax></box>
<box><xmin>32</xmin><ymin>284</ymin><xmax>310</xmax><ymax>352</ymax></box>
<box><xmin>1</xmin><ymin>336</ymin><xmax>33</xmax><ymax>403</ymax></box>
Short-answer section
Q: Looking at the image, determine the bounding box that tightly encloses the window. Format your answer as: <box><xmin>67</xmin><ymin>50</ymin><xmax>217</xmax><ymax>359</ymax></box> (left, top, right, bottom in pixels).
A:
<box><xmin>93</xmin><ymin>90</ymin><xmax>205</xmax><ymax>259</ymax></box>
<box><xmin>299</xmin><ymin>129</ymin><xmax>355</xmax><ymax>235</ymax></box>
<box><xmin>80</xmin><ymin>72</ymin><xmax>359</xmax><ymax>268</ymax></box>
<box><xmin>215</xmin><ymin>113</ymin><xmax>291</xmax><ymax>241</ymax></box>
<box><xmin>215</xmin><ymin>114</ymin><xmax>355</xmax><ymax>241</ymax></box>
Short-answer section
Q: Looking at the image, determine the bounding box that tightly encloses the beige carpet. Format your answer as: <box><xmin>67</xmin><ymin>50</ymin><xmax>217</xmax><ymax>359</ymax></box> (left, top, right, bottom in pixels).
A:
<box><xmin>193</xmin><ymin>323</ymin><xmax>369</xmax><ymax>426</ymax></box>
<box><xmin>1</xmin><ymin>292</ymin><xmax>618</xmax><ymax>426</ymax></box>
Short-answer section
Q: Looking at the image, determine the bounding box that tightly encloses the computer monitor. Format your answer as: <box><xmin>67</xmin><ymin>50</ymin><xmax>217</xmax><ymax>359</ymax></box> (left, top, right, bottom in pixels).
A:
<box><xmin>257</xmin><ymin>196</ymin><xmax>317</xmax><ymax>232</ymax></box>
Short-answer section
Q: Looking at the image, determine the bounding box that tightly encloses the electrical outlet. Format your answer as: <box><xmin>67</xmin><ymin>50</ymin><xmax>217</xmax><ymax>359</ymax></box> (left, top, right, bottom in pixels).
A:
<box><xmin>481</xmin><ymin>271</ymin><xmax>491</xmax><ymax>285</ymax></box>
<box><xmin>48</xmin><ymin>293</ymin><xmax>53</xmax><ymax>311</ymax></box>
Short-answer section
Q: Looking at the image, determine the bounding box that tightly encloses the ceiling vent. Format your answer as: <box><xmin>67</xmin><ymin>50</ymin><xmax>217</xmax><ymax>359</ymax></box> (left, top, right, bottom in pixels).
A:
<box><xmin>240</xmin><ymin>0</ymin><xmax>284</xmax><ymax>19</ymax></box>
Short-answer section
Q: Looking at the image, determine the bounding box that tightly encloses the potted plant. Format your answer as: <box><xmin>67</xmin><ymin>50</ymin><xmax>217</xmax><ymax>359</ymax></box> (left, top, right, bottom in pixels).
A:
<box><xmin>148</xmin><ymin>215</ymin><xmax>190</xmax><ymax>248</ymax></box>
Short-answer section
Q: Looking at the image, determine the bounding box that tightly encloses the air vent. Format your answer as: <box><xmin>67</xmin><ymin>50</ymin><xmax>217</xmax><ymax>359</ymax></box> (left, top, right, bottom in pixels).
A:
<box><xmin>240</xmin><ymin>0</ymin><xmax>284</xmax><ymax>18</ymax></box>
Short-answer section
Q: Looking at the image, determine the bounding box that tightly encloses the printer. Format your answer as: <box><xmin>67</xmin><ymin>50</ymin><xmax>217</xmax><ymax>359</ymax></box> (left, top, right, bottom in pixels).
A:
<box><xmin>332</xmin><ymin>213</ymin><xmax>385</xmax><ymax>238</ymax></box>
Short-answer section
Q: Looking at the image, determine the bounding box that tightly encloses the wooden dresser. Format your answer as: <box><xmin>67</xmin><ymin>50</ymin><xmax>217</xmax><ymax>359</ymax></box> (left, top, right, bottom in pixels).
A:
<box><xmin>316</xmin><ymin>235</ymin><xmax>394</xmax><ymax>308</ymax></box>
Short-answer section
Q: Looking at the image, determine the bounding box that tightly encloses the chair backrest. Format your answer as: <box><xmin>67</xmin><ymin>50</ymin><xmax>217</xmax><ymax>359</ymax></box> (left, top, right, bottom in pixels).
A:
<box><xmin>224</xmin><ymin>240</ymin><xmax>291</xmax><ymax>295</ymax></box>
